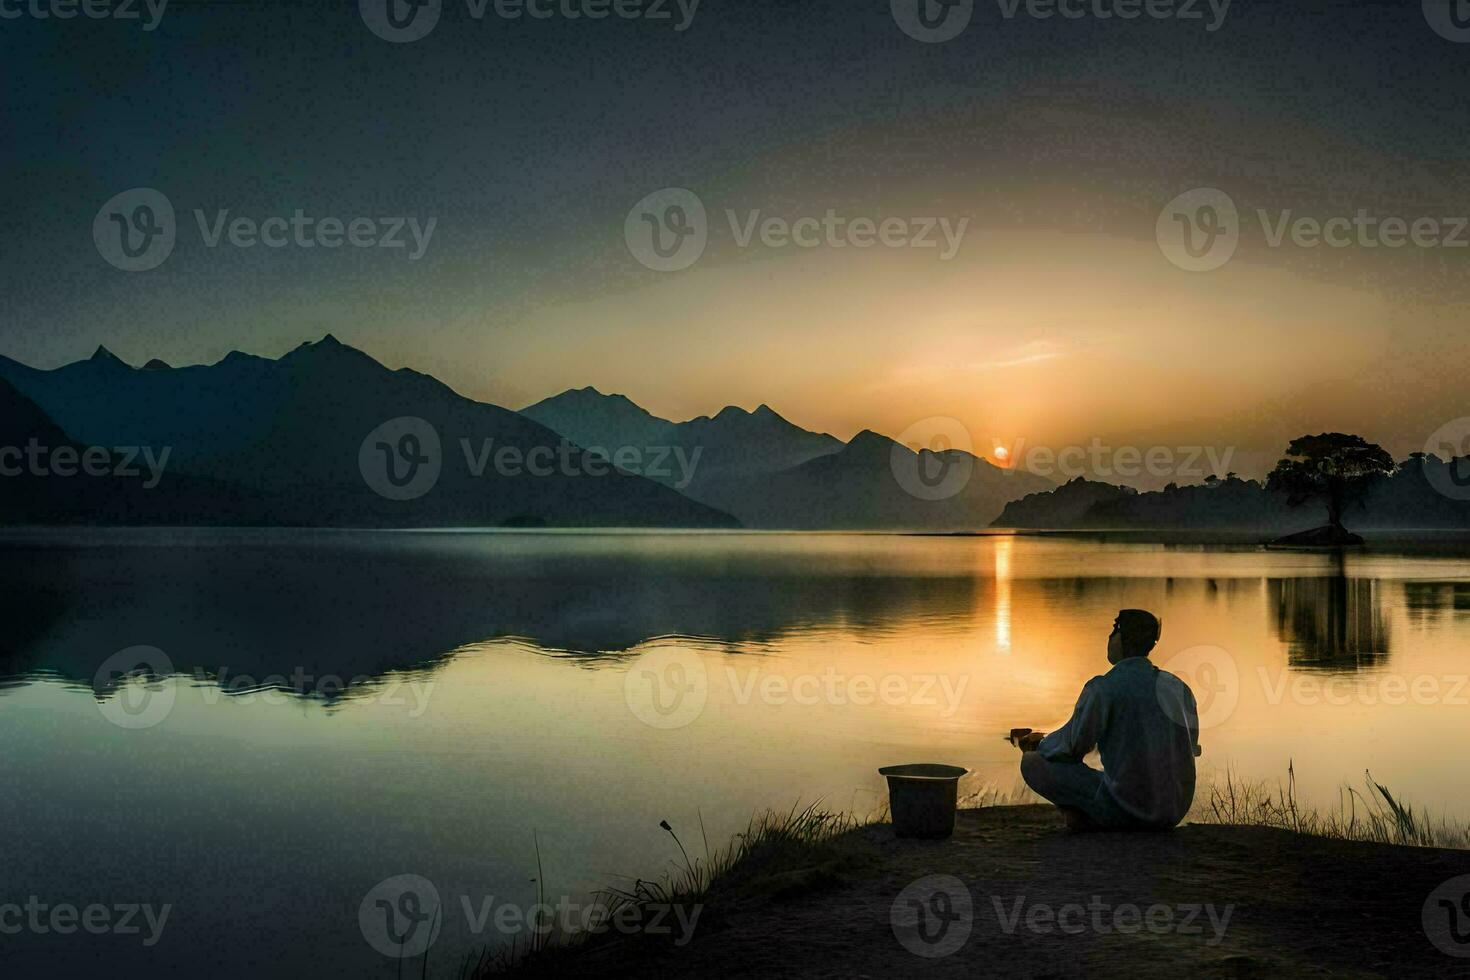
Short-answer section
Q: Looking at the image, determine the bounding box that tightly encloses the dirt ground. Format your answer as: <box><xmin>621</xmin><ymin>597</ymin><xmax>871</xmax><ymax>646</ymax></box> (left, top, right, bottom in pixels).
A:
<box><xmin>560</xmin><ymin>805</ymin><xmax>1470</xmax><ymax>978</ymax></box>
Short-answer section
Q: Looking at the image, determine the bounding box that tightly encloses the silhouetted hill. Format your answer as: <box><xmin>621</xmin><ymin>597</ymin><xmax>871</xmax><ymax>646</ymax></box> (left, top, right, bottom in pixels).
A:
<box><xmin>991</xmin><ymin>467</ymin><xmax>1470</xmax><ymax>532</ymax></box>
<box><xmin>521</xmin><ymin>388</ymin><xmax>842</xmax><ymax>492</ymax></box>
<box><xmin>0</xmin><ymin>338</ymin><xmax>736</xmax><ymax>528</ymax></box>
<box><xmin>675</xmin><ymin>404</ymin><xmax>844</xmax><ymax>490</ymax></box>
<box><xmin>990</xmin><ymin>477</ymin><xmax>1139</xmax><ymax>529</ymax></box>
<box><xmin>520</xmin><ymin>388</ymin><xmax>1051</xmax><ymax>528</ymax></box>
<box><xmin>521</xmin><ymin>386</ymin><xmax>678</xmax><ymax>455</ymax></box>
<box><xmin>694</xmin><ymin>428</ymin><xmax>1055</xmax><ymax>530</ymax></box>
<box><xmin>0</xmin><ymin>376</ymin><xmax>262</xmax><ymax>525</ymax></box>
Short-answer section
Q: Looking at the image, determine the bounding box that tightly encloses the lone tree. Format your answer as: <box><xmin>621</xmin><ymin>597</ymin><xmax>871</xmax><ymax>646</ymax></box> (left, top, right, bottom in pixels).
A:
<box><xmin>1266</xmin><ymin>433</ymin><xmax>1394</xmax><ymax>535</ymax></box>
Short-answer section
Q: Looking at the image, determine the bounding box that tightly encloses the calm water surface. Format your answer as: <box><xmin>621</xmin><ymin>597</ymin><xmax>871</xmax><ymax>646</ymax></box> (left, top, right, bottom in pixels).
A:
<box><xmin>3</xmin><ymin>529</ymin><xmax>1469</xmax><ymax>977</ymax></box>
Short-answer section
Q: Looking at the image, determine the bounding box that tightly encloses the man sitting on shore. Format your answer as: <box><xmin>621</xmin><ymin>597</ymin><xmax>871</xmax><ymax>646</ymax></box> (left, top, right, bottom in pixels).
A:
<box><xmin>1015</xmin><ymin>609</ymin><xmax>1201</xmax><ymax>831</ymax></box>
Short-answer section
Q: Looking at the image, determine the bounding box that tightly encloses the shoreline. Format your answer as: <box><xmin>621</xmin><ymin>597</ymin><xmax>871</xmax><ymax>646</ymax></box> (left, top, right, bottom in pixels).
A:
<box><xmin>508</xmin><ymin>804</ymin><xmax>1468</xmax><ymax>978</ymax></box>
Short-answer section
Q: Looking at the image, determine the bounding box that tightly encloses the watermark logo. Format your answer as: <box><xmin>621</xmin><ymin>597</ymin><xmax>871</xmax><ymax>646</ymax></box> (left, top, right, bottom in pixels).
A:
<box><xmin>0</xmin><ymin>441</ymin><xmax>170</xmax><ymax>487</ymax></box>
<box><xmin>360</xmin><ymin>874</ymin><xmax>443</xmax><ymax>959</ymax></box>
<box><xmin>361</xmin><ymin>0</ymin><xmax>697</xmax><ymax>41</ymax></box>
<box><xmin>891</xmin><ymin>875</ymin><xmax>973</xmax><ymax>958</ymax></box>
<box><xmin>625</xmin><ymin>187</ymin><xmax>708</xmax><ymax>272</ymax></box>
<box><xmin>726</xmin><ymin>667</ymin><xmax>970</xmax><ymax>715</ymax></box>
<box><xmin>1155</xmin><ymin>644</ymin><xmax>1238</xmax><ymax>731</ymax></box>
<box><xmin>1157</xmin><ymin>187</ymin><xmax>1239</xmax><ymax>272</ymax></box>
<box><xmin>0</xmin><ymin>0</ymin><xmax>168</xmax><ymax>30</ymax></box>
<box><xmin>1257</xmin><ymin>669</ymin><xmax>1470</xmax><ymax>708</ymax></box>
<box><xmin>991</xmin><ymin>895</ymin><xmax>1232</xmax><ymax>942</ymax></box>
<box><xmin>1424</xmin><ymin>0</ymin><xmax>1470</xmax><ymax>43</ymax></box>
<box><xmin>994</xmin><ymin>0</ymin><xmax>1230</xmax><ymax>30</ymax></box>
<box><xmin>1424</xmin><ymin>874</ymin><xmax>1470</xmax><ymax>957</ymax></box>
<box><xmin>94</xmin><ymin>188</ymin><xmax>175</xmax><ymax>272</ymax></box>
<box><xmin>1161</xmin><ymin>189</ymin><xmax>1470</xmax><ymax>272</ymax></box>
<box><xmin>358</xmin><ymin>878</ymin><xmax>700</xmax><ymax>954</ymax></box>
<box><xmin>1423</xmin><ymin>418</ymin><xmax>1470</xmax><ymax>501</ymax></box>
<box><xmin>891</xmin><ymin>417</ymin><xmax>975</xmax><ymax>501</ymax></box>
<box><xmin>92</xmin><ymin>645</ymin><xmax>176</xmax><ymax>730</ymax></box>
<box><xmin>0</xmin><ymin>898</ymin><xmax>171</xmax><ymax>946</ymax></box>
<box><xmin>625</xmin><ymin>188</ymin><xmax>969</xmax><ymax>271</ymax></box>
<box><xmin>891</xmin><ymin>0</ymin><xmax>973</xmax><ymax>42</ymax></box>
<box><xmin>359</xmin><ymin>417</ymin><xmax>442</xmax><ymax>501</ymax></box>
<box><xmin>995</xmin><ymin>437</ymin><xmax>1234</xmax><ymax>483</ymax></box>
<box><xmin>95</xmin><ymin>189</ymin><xmax>436</xmax><ymax>270</ymax></box>
<box><xmin>623</xmin><ymin>646</ymin><xmax>708</xmax><ymax>729</ymax></box>
<box><xmin>360</xmin><ymin>0</ymin><xmax>442</xmax><ymax>42</ymax></box>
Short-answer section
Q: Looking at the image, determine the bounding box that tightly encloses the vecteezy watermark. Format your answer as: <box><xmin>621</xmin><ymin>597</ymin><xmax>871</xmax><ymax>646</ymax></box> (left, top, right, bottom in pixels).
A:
<box><xmin>623</xmin><ymin>646</ymin><xmax>709</xmax><ymax>729</ymax></box>
<box><xmin>891</xmin><ymin>875</ymin><xmax>973</xmax><ymax>957</ymax></box>
<box><xmin>891</xmin><ymin>0</ymin><xmax>1229</xmax><ymax>43</ymax></box>
<box><xmin>1424</xmin><ymin>874</ymin><xmax>1470</xmax><ymax>957</ymax></box>
<box><xmin>625</xmin><ymin>187</ymin><xmax>970</xmax><ymax>272</ymax></box>
<box><xmin>1156</xmin><ymin>641</ymin><xmax>1470</xmax><ymax>731</ymax></box>
<box><xmin>358</xmin><ymin>416</ymin><xmax>704</xmax><ymax>501</ymax></box>
<box><xmin>94</xmin><ymin>188</ymin><xmax>436</xmax><ymax>272</ymax></box>
<box><xmin>890</xmin><ymin>417</ymin><xmax>976</xmax><ymax>501</ymax></box>
<box><xmin>997</xmin><ymin>436</ymin><xmax>1236</xmax><ymax>483</ymax></box>
<box><xmin>462</xmin><ymin>438</ymin><xmax>701</xmax><ymax>488</ymax></box>
<box><xmin>358</xmin><ymin>874</ymin><xmax>700</xmax><ymax>958</ymax></box>
<box><xmin>359</xmin><ymin>0</ymin><xmax>699</xmax><ymax>43</ymax></box>
<box><xmin>1257</xmin><ymin>668</ymin><xmax>1470</xmax><ymax>708</ymax></box>
<box><xmin>1156</xmin><ymin>187</ymin><xmax>1240</xmax><ymax>272</ymax></box>
<box><xmin>990</xmin><ymin>895</ymin><xmax>1233</xmax><ymax>943</ymax></box>
<box><xmin>360</xmin><ymin>417</ymin><xmax>443</xmax><ymax>501</ymax></box>
<box><xmin>1423</xmin><ymin>0</ymin><xmax>1470</xmax><ymax>43</ymax></box>
<box><xmin>1158</xmin><ymin>186</ymin><xmax>1470</xmax><ymax>272</ymax></box>
<box><xmin>0</xmin><ymin>440</ymin><xmax>171</xmax><ymax>488</ymax></box>
<box><xmin>0</xmin><ymin>898</ymin><xmax>171</xmax><ymax>947</ymax></box>
<box><xmin>1422</xmin><ymin>418</ymin><xmax>1470</xmax><ymax>501</ymax></box>
<box><xmin>92</xmin><ymin>645</ymin><xmax>176</xmax><ymax>730</ymax></box>
<box><xmin>0</xmin><ymin>0</ymin><xmax>167</xmax><ymax>30</ymax></box>
<box><xmin>359</xmin><ymin>875</ymin><xmax>442</xmax><ymax>959</ymax></box>
<box><xmin>622</xmin><ymin>646</ymin><xmax>971</xmax><ymax>729</ymax></box>
<box><xmin>93</xmin><ymin>188</ymin><xmax>176</xmax><ymax>272</ymax></box>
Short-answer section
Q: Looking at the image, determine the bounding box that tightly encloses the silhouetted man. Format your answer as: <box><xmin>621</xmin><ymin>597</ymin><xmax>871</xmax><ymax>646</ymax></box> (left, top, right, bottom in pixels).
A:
<box><xmin>1015</xmin><ymin>609</ymin><xmax>1201</xmax><ymax>831</ymax></box>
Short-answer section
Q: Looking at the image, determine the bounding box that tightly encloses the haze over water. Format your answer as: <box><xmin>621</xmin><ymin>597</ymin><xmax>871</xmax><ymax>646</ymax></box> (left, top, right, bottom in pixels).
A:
<box><xmin>3</xmin><ymin>528</ymin><xmax>1469</xmax><ymax>976</ymax></box>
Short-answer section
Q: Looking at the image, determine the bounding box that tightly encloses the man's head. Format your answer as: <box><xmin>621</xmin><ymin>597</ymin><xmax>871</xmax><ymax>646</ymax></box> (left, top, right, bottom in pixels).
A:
<box><xmin>1107</xmin><ymin>609</ymin><xmax>1161</xmax><ymax>663</ymax></box>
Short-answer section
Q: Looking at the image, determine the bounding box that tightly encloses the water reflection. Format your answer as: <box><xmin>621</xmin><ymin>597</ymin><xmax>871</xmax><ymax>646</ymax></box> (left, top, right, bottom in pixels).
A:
<box><xmin>1402</xmin><ymin>581</ymin><xmax>1470</xmax><ymax>623</ymax></box>
<box><xmin>5</xmin><ymin>531</ymin><xmax>1470</xmax><ymax>699</ymax></box>
<box><xmin>993</xmin><ymin>535</ymin><xmax>1012</xmax><ymax>652</ymax></box>
<box><xmin>1268</xmin><ymin>573</ymin><xmax>1391</xmax><ymax>670</ymax></box>
<box><xmin>0</xmin><ymin>532</ymin><xmax>980</xmax><ymax>695</ymax></box>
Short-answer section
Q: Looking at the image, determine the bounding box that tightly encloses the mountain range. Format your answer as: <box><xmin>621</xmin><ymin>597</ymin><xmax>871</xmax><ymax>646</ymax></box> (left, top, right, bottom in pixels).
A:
<box><xmin>0</xmin><ymin>337</ymin><xmax>1052</xmax><ymax>530</ymax></box>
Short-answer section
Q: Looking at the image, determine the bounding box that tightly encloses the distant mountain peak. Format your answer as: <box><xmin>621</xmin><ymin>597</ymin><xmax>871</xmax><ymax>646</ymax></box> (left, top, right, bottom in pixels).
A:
<box><xmin>142</xmin><ymin>358</ymin><xmax>171</xmax><ymax>371</ymax></box>
<box><xmin>282</xmin><ymin>334</ymin><xmax>378</xmax><ymax>369</ymax></box>
<box><xmin>846</xmin><ymin>429</ymin><xmax>900</xmax><ymax>453</ymax></box>
<box><xmin>288</xmin><ymin>334</ymin><xmax>346</xmax><ymax>353</ymax></box>
<box><xmin>89</xmin><ymin>345</ymin><xmax>125</xmax><ymax>366</ymax></box>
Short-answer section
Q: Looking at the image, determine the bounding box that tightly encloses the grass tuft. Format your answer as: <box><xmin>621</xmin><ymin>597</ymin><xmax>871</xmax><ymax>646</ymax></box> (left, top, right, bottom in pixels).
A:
<box><xmin>1194</xmin><ymin>761</ymin><xmax>1470</xmax><ymax>849</ymax></box>
<box><xmin>464</xmin><ymin>802</ymin><xmax>870</xmax><ymax>977</ymax></box>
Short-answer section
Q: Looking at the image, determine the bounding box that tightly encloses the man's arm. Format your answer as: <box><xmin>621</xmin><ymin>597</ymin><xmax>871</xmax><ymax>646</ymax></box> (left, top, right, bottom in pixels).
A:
<box><xmin>1036</xmin><ymin>678</ymin><xmax>1104</xmax><ymax>763</ymax></box>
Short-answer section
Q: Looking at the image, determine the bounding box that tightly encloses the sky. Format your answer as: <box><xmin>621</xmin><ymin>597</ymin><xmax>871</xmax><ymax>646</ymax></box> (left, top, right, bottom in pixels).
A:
<box><xmin>4</xmin><ymin>0</ymin><xmax>1470</xmax><ymax>483</ymax></box>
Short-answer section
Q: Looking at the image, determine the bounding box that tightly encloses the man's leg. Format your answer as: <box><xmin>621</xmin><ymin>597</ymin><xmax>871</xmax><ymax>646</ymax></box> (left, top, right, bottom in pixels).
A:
<box><xmin>1020</xmin><ymin>751</ymin><xmax>1103</xmax><ymax>807</ymax></box>
<box><xmin>1020</xmin><ymin>753</ymin><xmax>1161</xmax><ymax>830</ymax></box>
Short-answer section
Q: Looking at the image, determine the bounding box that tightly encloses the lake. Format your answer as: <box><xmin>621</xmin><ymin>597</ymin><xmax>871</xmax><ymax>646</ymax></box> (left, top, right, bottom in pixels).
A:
<box><xmin>3</xmin><ymin>529</ymin><xmax>1469</xmax><ymax>977</ymax></box>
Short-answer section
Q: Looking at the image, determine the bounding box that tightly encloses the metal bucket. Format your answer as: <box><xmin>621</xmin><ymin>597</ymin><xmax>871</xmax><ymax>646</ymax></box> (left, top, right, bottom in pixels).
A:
<box><xmin>879</xmin><ymin>764</ymin><xmax>968</xmax><ymax>839</ymax></box>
